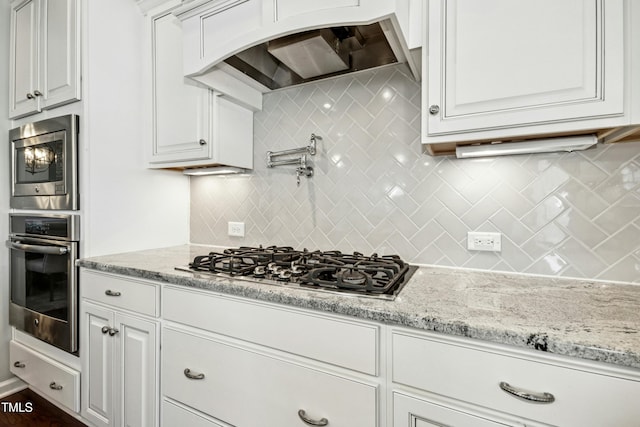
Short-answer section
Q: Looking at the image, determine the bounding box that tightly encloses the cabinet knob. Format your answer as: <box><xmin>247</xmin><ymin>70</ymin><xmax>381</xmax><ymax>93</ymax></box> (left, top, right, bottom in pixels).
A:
<box><xmin>428</xmin><ymin>104</ymin><xmax>440</xmax><ymax>115</ymax></box>
<box><xmin>108</xmin><ymin>328</ymin><xmax>119</xmax><ymax>336</ymax></box>
<box><xmin>101</xmin><ymin>326</ymin><xmax>110</xmax><ymax>334</ymax></box>
<box><xmin>298</xmin><ymin>410</ymin><xmax>328</xmax><ymax>426</ymax></box>
<box><xmin>26</xmin><ymin>93</ymin><xmax>35</xmax><ymax>100</ymax></box>
<box><xmin>13</xmin><ymin>361</ymin><xmax>25</xmax><ymax>368</ymax></box>
<box><xmin>49</xmin><ymin>382</ymin><xmax>63</xmax><ymax>391</ymax></box>
<box><xmin>33</xmin><ymin>90</ymin><xmax>42</xmax><ymax>97</ymax></box>
<box><xmin>199</xmin><ymin>139</ymin><xmax>207</xmax><ymax>146</ymax></box>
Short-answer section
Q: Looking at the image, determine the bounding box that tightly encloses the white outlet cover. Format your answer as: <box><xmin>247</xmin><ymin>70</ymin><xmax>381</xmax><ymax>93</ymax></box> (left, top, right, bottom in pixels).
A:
<box><xmin>467</xmin><ymin>232</ymin><xmax>502</xmax><ymax>252</ymax></box>
<box><xmin>228</xmin><ymin>221</ymin><xmax>245</xmax><ymax>237</ymax></box>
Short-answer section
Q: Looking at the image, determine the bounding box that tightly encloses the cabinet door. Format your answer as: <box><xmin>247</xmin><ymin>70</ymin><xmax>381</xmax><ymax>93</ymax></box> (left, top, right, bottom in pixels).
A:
<box><xmin>82</xmin><ymin>303</ymin><xmax>115</xmax><ymax>427</ymax></box>
<box><xmin>9</xmin><ymin>0</ymin><xmax>39</xmax><ymax>118</ymax></box>
<box><xmin>115</xmin><ymin>313</ymin><xmax>158</xmax><ymax>427</ymax></box>
<box><xmin>149</xmin><ymin>8</ymin><xmax>212</xmax><ymax>164</ymax></box>
<box><xmin>212</xmin><ymin>93</ymin><xmax>254</xmax><ymax>169</ymax></box>
<box><xmin>425</xmin><ymin>0</ymin><xmax>624</xmax><ymax>137</ymax></box>
<box><xmin>39</xmin><ymin>0</ymin><xmax>81</xmax><ymax>109</ymax></box>
<box><xmin>393</xmin><ymin>393</ymin><xmax>514</xmax><ymax>427</ymax></box>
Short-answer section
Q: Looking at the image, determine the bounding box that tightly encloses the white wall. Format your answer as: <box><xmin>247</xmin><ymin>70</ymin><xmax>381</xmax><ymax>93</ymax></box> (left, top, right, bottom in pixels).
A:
<box><xmin>0</xmin><ymin>0</ymin><xmax>12</xmax><ymax>382</ymax></box>
<box><xmin>83</xmin><ymin>0</ymin><xmax>189</xmax><ymax>256</ymax></box>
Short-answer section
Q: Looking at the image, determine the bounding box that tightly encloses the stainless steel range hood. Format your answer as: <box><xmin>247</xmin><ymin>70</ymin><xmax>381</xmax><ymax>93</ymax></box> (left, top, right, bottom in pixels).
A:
<box><xmin>223</xmin><ymin>21</ymin><xmax>406</xmax><ymax>91</ymax></box>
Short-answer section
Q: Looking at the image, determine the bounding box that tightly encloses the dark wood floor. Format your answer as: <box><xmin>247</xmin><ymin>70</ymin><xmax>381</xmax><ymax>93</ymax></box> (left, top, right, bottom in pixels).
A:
<box><xmin>0</xmin><ymin>388</ymin><xmax>87</xmax><ymax>427</ymax></box>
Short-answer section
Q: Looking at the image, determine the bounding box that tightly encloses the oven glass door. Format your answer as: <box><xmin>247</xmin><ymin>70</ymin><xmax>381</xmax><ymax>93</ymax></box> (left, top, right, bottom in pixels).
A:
<box><xmin>13</xmin><ymin>130</ymin><xmax>66</xmax><ymax>194</ymax></box>
<box><xmin>9</xmin><ymin>237</ymin><xmax>75</xmax><ymax>322</ymax></box>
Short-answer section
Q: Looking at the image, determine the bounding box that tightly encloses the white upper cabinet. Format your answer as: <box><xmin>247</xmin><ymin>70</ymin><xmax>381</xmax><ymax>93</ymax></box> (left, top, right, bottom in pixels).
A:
<box><xmin>146</xmin><ymin>1</ymin><xmax>253</xmax><ymax>170</ymax></box>
<box><xmin>423</xmin><ymin>0</ymin><xmax>640</xmax><ymax>151</ymax></box>
<box><xmin>9</xmin><ymin>0</ymin><xmax>81</xmax><ymax>119</ymax></box>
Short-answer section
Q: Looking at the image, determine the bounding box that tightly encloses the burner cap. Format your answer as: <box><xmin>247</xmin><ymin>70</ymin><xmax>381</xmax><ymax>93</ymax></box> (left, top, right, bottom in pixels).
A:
<box><xmin>278</xmin><ymin>269</ymin><xmax>292</xmax><ymax>280</ymax></box>
<box><xmin>341</xmin><ymin>270</ymin><xmax>367</xmax><ymax>286</ymax></box>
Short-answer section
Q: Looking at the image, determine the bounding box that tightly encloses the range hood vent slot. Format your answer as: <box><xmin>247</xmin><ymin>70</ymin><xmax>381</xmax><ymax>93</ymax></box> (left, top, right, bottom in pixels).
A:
<box><xmin>267</xmin><ymin>29</ymin><xmax>350</xmax><ymax>79</ymax></box>
<box><xmin>223</xmin><ymin>21</ymin><xmax>400</xmax><ymax>90</ymax></box>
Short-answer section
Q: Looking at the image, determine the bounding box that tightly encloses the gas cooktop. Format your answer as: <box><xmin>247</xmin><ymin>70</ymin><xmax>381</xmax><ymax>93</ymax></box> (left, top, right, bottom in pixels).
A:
<box><xmin>177</xmin><ymin>246</ymin><xmax>417</xmax><ymax>300</ymax></box>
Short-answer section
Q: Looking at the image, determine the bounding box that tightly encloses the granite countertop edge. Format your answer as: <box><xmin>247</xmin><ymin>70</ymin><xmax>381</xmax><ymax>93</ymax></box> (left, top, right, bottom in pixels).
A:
<box><xmin>77</xmin><ymin>254</ymin><xmax>640</xmax><ymax>371</ymax></box>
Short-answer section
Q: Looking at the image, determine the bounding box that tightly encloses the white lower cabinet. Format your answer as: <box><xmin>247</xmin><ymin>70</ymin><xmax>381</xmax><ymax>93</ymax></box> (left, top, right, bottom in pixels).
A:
<box><xmin>161</xmin><ymin>286</ymin><xmax>381</xmax><ymax>427</ymax></box>
<box><xmin>390</xmin><ymin>328</ymin><xmax>640</xmax><ymax>427</ymax></box>
<box><xmin>9</xmin><ymin>341</ymin><xmax>80</xmax><ymax>412</ymax></box>
<box><xmin>80</xmin><ymin>270</ymin><xmax>160</xmax><ymax>427</ymax></box>
<box><xmin>77</xmin><ymin>270</ymin><xmax>640</xmax><ymax>427</ymax></box>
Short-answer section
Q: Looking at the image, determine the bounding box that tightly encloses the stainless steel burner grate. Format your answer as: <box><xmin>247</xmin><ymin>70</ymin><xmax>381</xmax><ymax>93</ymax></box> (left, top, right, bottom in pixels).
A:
<box><xmin>177</xmin><ymin>245</ymin><xmax>417</xmax><ymax>300</ymax></box>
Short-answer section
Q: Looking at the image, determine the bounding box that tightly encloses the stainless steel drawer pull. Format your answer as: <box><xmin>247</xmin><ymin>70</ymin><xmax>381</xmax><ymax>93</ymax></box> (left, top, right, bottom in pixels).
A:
<box><xmin>298</xmin><ymin>409</ymin><xmax>328</xmax><ymax>426</ymax></box>
<box><xmin>13</xmin><ymin>361</ymin><xmax>25</xmax><ymax>368</ymax></box>
<box><xmin>105</xmin><ymin>290</ymin><xmax>121</xmax><ymax>297</ymax></box>
<box><xmin>499</xmin><ymin>381</ymin><xmax>555</xmax><ymax>403</ymax></box>
<box><xmin>183</xmin><ymin>368</ymin><xmax>205</xmax><ymax>380</ymax></box>
<box><xmin>49</xmin><ymin>382</ymin><xmax>63</xmax><ymax>390</ymax></box>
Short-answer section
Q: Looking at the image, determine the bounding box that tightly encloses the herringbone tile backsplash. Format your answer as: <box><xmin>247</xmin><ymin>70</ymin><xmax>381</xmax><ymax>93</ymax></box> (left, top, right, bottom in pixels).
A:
<box><xmin>191</xmin><ymin>63</ymin><xmax>640</xmax><ymax>284</ymax></box>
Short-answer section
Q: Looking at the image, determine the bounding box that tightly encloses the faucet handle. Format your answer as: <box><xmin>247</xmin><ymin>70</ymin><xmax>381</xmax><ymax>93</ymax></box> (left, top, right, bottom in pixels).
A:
<box><xmin>295</xmin><ymin>166</ymin><xmax>314</xmax><ymax>186</ymax></box>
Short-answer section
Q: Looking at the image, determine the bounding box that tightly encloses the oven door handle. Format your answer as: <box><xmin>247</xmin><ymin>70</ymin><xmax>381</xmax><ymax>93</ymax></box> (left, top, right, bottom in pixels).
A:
<box><xmin>7</xmin><ymin>240</ymin><xmax>70</xmax><ymax>255</ymax></box>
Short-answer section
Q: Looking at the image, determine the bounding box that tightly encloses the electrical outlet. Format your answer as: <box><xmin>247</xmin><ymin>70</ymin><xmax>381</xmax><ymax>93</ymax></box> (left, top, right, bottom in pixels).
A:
<box><xmin>228</xmin><ymin>222</ymin><xmax>245</xmax><ymax>237</ymax></box>
<box><xmin>467</xmin><ymin>232</ymin><xmax>502</xmax><ymax>252</ymax></box>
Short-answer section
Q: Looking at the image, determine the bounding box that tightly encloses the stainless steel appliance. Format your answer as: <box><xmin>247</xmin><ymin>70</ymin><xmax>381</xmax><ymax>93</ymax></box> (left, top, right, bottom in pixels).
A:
<box><xmin>222</xmin><ymin>22</ymin><xmax>406</xmax><ymax>90</ymax></box>
<box><xmin>10</xmin><ymin>114</ymin><xmax>79</xmax><ymax>210</ymax></box>
<box><xmin>8</xmin><ymin>213</ymin><xmax>80</xmax><ymax>354</ymax></box>
<box><xmin>179</xmin><ymin>246</ymin><xmax>417</xmax><ymax>300</ymax></box>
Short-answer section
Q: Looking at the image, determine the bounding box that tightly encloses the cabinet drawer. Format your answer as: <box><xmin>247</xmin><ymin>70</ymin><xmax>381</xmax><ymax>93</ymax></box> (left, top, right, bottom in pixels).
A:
<box><xmin>392</xmin><ymin>331</ymin><xmax>640</xmax><ymax>427</ymax></box>
<box><xmin>163</xmin><ymin>327</ymin><xmax>378</xmax><ymax>427</ymax></box>
<box><xmin>81</xmin><ymin>270</ymin><xmax>159</xmax><ymax>317</ymax></box>
<box><xmin>10</xmin><ymin>341</ymin><xmax>80</xmax><ymax>412</ymax></box>
<box><xmin>163</xmin><ymin>399</ymin><xmax>227</xmax><ymax>427</ymax></box>
<box><xmin>393</xmin><ymin>392</ymin><xmax>510</xmax><ymax>427</ymax></box>
<box><xmin>164</xmin><ymin>286</ymin><xmax>378</xmax><ymax>375</ymax></box>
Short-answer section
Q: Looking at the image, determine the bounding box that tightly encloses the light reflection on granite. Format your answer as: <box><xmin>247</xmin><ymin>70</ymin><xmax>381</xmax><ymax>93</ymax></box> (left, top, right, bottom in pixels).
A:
<box><xmin>77</xmin><ymin>245</ymin><xmax>640</xmax><ymax>370</ymax></box>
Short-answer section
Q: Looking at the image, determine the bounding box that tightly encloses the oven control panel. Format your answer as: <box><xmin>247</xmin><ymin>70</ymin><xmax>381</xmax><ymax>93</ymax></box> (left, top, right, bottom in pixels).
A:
<box><xmin>10</xmin><ymin>214</ymin><xmax>79</xmax><ymax>241</ymax></box>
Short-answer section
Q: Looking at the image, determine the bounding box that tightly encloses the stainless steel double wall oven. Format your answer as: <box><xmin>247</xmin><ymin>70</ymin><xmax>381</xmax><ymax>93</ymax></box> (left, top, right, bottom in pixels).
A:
<box><xmin>8</xmin><ymin>114</ymin><xmax>80</xmax><ymax>354</ymax></box>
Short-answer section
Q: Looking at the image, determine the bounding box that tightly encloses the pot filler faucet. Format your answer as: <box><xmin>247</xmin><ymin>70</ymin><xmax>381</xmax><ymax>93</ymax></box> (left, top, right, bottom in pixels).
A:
<box><xmin>266</xmin><ymin>134</ymin><xmax>320</xmax><ymax>186</ymax></box>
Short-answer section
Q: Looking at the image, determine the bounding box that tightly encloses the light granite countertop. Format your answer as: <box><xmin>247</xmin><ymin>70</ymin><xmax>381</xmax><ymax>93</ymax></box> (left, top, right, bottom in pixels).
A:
<box><xmin>77</xmin><ymin>245</ymin><xmax>640</xmax><ymax>370</ymax></box>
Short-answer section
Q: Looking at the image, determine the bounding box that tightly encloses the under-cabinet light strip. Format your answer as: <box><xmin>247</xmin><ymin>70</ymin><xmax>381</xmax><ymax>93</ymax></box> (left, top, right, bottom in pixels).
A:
<box><xmin>455</xmin><ymin>135</ymin><xmax>598</xmax><ymax>159</ymax></box>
